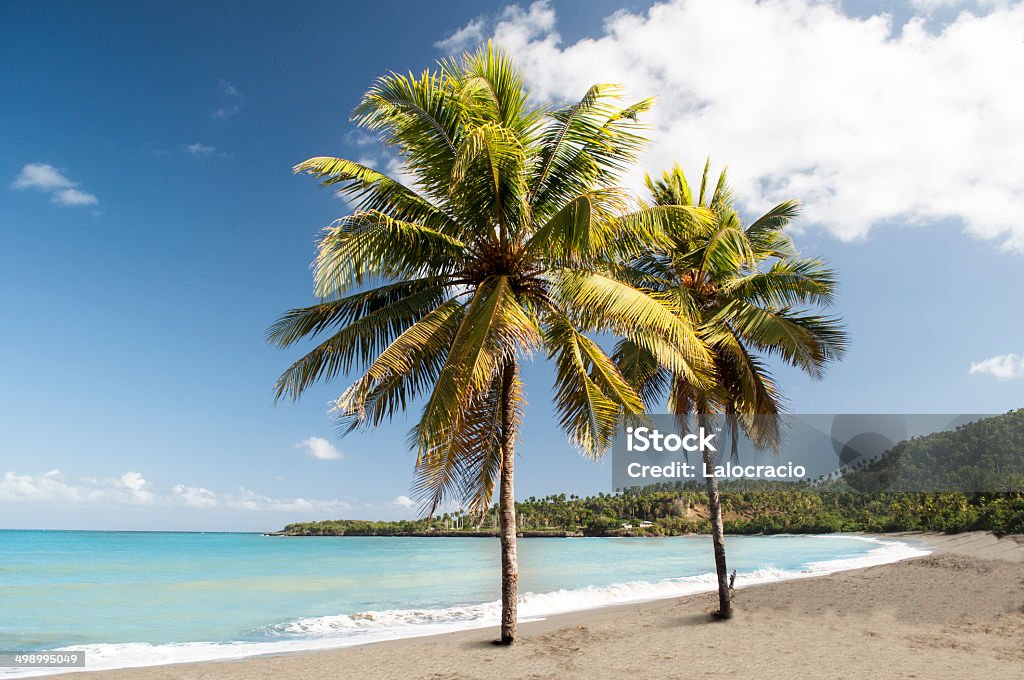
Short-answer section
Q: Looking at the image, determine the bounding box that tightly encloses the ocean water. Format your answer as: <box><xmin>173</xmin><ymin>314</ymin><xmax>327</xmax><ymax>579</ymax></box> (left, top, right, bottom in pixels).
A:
<box><xmin>0</xmin><ymin>531</ymin><xmax>929</xmax><ymax>676</ymax></box>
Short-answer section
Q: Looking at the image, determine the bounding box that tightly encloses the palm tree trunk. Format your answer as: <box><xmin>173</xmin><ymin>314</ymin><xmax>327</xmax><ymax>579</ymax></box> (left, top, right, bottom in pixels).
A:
<box><xmin>702</xmin><ymin>445</ymin><xmax>732</xmax><ymax>619</ymax></box>
<box><xmin>498</xmin><ymin>360</ymin><xmax>519</xmax><ymax>644</ymax></box>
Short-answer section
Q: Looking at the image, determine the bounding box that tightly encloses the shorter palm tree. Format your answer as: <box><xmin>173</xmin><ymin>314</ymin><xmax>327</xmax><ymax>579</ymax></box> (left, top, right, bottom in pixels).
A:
<box><xmin>616</xmin><ymin>160</ymin><xmax>847</xmax><ymax>618</ymax></box>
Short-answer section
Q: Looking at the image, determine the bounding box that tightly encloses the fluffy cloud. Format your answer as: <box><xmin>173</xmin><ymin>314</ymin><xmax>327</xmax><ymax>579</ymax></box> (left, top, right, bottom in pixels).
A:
<box><xmin>0</xmin><ymin>469</ymin><xmax>148</xmax><ymax>504</ymax></box>
<box><xmin>11</xmin><ymin>163</ymin><xmax>74</xmax><ymax>190</ymax></box>
<box><xmin>0</xmin><ymin>470</ymin><xmax>92</xmax><ymax>503</ymax></box>
<box><xmin>295</xmin><ymin>436</ymin><xmax>343</xmax><ymax>461</ymax></box>
<box><xmin>119</xmin><ymin>471</ymin><xmax>154</xmax><ymax>503</ymax></box>
<box><xmin>52</xmin><ymin>188</ymin><xmax>100</xmax><ymax>206</ymax></box>
<box><xmin>969</xmin><ymin>353</ymin><xmax>1024</xmax><ymax>380</ymax></box>
<box><xmin>438</xmin><ymin>0</ymin><xmax>1024</xmax><ymax>251</ymax></box>
<box><xmin>172</xmin><ymin>484</ymin><xmax>218</xmax><ymax>508</ymax></box>
<box><xmin>436</xmin><ymin>16</ymin><xmax>487</xmax><ymax>52</ymax></box>
<box><xmin>11</xmin><ymin>163</ymin><xmax>98</xmax><ymax>206</ymax></box>
<box><xmin>0</xmin><ymin>469</ymin><xmax>353</xmax><ymax>514</ymax></box>
<box><xmin>393</xmin><ymin>495</ymin><xmax>417</xmax><ymax>509</ymax></box>
<box><xmin>119</xmin><ymin>471</ymin><xmax>146</xmax><ymax>491</ymax></box>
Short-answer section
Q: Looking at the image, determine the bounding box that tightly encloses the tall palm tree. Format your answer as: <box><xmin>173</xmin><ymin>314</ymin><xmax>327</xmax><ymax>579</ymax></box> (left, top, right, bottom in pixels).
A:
<box><xmin>267</xmin><ymin>45</ymin><xmax>713</xmax><ymax>643</ymax></box>
<box><xmin>615</xmin><ymin>161</ymin><xmax>847</xmax><ymax>618</ymax></box>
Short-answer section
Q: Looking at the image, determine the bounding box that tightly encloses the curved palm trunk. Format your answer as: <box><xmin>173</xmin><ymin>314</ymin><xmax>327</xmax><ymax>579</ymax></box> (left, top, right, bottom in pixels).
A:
<box><xmin>498</xmin><ymin>360</ymin><xmax>519</xmax><ymax>644</ymax></box>
<box><xmin>702</xmin><ymin>445</ymin><xmax>732</xmax><ymax>619</ymax></box>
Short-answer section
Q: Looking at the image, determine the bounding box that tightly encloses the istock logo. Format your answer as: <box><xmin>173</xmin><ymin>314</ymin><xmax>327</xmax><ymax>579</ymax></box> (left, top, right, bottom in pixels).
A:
<box><xmin>625</xmin><ymin>426</ymin><xmax>717</xmax><ymax>453</ymax></box>
<box><xmin>613</xmin><ymin>414</ymin><xmax>1012</xmax><ymax>492</ymax></box>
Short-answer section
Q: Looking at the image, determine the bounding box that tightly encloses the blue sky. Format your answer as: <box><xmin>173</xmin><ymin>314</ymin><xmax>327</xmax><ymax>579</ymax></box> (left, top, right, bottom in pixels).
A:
<box><xmin>2</xmin><ymin>0</ymin><xmax>1022</xmax><ymax>531</ymax></box>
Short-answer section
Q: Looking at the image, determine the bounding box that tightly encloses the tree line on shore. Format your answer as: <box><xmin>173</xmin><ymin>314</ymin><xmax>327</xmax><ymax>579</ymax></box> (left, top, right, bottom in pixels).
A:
<box><xmin>278</xmin><ymin>485</ymin><xmax>1024</xmax><ymax>538</ymax></box>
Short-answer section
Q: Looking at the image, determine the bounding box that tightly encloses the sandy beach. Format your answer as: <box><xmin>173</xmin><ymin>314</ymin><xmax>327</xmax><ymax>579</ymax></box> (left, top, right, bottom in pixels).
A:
<box><xmin>46</xmin><ymin>532</ymin><xmax>1023</xmax><ymax>680</ymax></box>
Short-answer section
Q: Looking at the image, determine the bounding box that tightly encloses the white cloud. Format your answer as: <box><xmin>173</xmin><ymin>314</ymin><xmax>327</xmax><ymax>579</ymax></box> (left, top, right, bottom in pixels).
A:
<box><xmin>11</xmin><ymin>163</ymin><xmax>74</xmax><ymax>190</ymax></box>
<box><xmin>172</xmin><ymin>484</ymin><xmax>218</xmax><ymax>508</ymax></box>
<box><xmin>969</xmin><ymin>353</ymin><xmax>1024</xmax><ymax>380</ymax></box>
<box><xmin>52</xmin><ymin>188</ymin><xmax>99</xmax><ymax>206</ymax></box>
<box><xmin>393</xmin><ymin>495</ymin><xmax>417</xmax><ymax>509</ymax></box>
<box><xmin>448</xmin><ymin>0</ymin><xmax>1024</xmax><ymax>252</ymax></box>
<box><xmin>295</xmin><ymin>436</ymin><xmax>343</xmax><ymax>461</ymax></box>
<box><xmin>0</xmin><ymin>470</ymin><xmax>78</xmax><ymax>503</ymax></box>
<box><xmin>119</xmin><ymin>471</ymin><xmax>146</xmax><ymax>491</ymax></box>
<box><xmin>0</xmin><ymin>469</ymin><xmax>151</xmax><ymax>505</ymax></box>
<box><xmin>436</xmin><ymin>16</ymin><xmax>487</xmax><ymax>52</ymax></box>
<box><xmin>11</xmin><ymin>163</ymin><xmax>99</xmax><ymax>206</ymax></box>
<box><xmin>211</xmin><ymin>79</ymin><xmax>244</xmax><ymax>119</ymax></box>
<box><xmin>0</xmin><ymin>470</ymin><xmax>352</xmax><ymax>515</ymax></box>
<box><xmin>229</xmin><ymin>487</ymin><xmax>350</xmax><ymax>514</ymax></box>
<box><xmin>184</xmin><ymin>142</ymin><xmax>217</xmax><ymax>156</ymax></box>
<box><xmin>119</xmin><ymin>471</ymin><xmax>154</xmax><ymax>503</ymax></box>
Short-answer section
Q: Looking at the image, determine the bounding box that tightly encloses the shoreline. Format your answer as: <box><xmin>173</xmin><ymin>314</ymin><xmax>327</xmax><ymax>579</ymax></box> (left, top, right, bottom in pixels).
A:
<box><xmin>263</xmin><ymin>530</ymin><xmax>585</xmax><ymax>537</ymax></box>
<box><xmin>39</xmin><ymin>531</ymin><xmax>1023</xmax><ymax>679</ymax></box>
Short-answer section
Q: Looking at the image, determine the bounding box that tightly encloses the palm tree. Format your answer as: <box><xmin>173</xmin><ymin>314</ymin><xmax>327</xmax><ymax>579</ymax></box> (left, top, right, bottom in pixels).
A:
<box><xmin>615</xmin><ymin>161</ymin><xmax>847</xmax><ymax>618</ymax></box>
<box><xmin>267</xmin><ymin>45</ymin><xmax>713</xmax><ymax>643</ymax></box>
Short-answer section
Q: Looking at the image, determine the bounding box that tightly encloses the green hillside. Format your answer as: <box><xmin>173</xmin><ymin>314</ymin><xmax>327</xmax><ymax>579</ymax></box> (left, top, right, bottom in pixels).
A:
<box><xmin>841</xmin><ymin>410</ymin><xmax>1024</xmax><ymax>492</ymax></box>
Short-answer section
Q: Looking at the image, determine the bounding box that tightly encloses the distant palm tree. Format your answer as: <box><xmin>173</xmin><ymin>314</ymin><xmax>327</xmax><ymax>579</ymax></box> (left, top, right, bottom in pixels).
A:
<box><xmin>268</xmin><ymin>45</ymin><xmax>712</xmax><ymax>643</ymax></box>
<box><xmin>615</xmin><ymin>161</ymin><xmax>847</xmax><ymax>618</ymax></box>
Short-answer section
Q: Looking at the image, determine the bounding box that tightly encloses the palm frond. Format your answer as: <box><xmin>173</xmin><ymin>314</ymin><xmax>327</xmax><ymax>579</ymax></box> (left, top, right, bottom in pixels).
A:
<box><xmin>352</xmin><ymin>69</ymin><xmax>463</xmax><ymax>206</ymax></box>
<box><xmin>707</xmin><ymin>301</ymin><xmax>846</xmax><ymax>379</ymax></box>
<box><xmin>416</xmin><ymin>276</ymin><xmax>539</xmax><ymax>457</ymax></box>
<box><xmin>412</xmin><ymin>363</ymin><xmax>523</xmax><ymax>515</ymax></box>
<box><xmin>709</xmin><ymin>166</ymin><xmax>733</xmax><ymax>211</ymax></box>
<box><xmin>270</xmin><ymin>284</ymin><xmax>450</xmax><ymax>402</ymax></box>
<box><xmin>449</xmin><ymin>42</ymin><xmax>543</xmax><ymax>137</ymax></box>
<box><xmin>449</xmin><ymin>122</ymin><xmax>528</xmax><ymax>238</ymax></box>
<box><xmin>612</xmin><ymin>204</ymin><xmax>714</xmax><ymax>259</ymax></box>
<box><xmin>612</xmin><ymin>338</ymin><xmax>670</xmax><ymax>409</ymax></box>
<box><xmin>529</xmin><ymin>83</ymin><xmax>619</xmax><ymax>205</ymax></box>
<box><xmin>530</xmin><ymin>87</ymin><xmax>653</xmax><ymax>220</ymax></box>
<box><xmin>697</xmin><ymin>156</ymin><xmax>712</xmax><ymax>206</ymax></box>
<box><xmin>525</xmin><ymin>188</ymin><xmax>636</xmax><ymax>265</ymax></box>
<box><xmin>745</xmin><ymin>199</ymin><xmax>800</xmax><ymax>258</ymax></box>
<box><xmin>545</xmin><ymin>315</ymin><xmax>646</xmax><ymax>457</ymax></box>
<box><xmin>644</xmin><ymin>163</ymin><xmax>695</xmax><ymax>207</ymax></box>
<box><xmin>266</xmin><ymin>277</ymin><xmax>448</xmax><ymax>348</ymax></box>
<box><xmin>331</xmin><ymin>299</ymin><xmax>465</xmax><ymax>431</ymax></box>
<box><xmin>693</xmin><ymin>213</ymin><xmax>756</xmax><ymax>281</ymax></box>
<box><xmin>548</xmin><ymin>270</ymin><xmax>713</xmax><ymax>382</ymax></box>
<box><xmin>723</xmin><ymin>257</ymin><xmax>837</xmax><ymax>308</ymax></box>
<box><xmin>313</xmin><ymin>211</ymin><xmax>466</xmax><ymax>297</ymax></box>
<box><xmin>293</xmin><ymin>156</ymin><xmax>456</xmax><ymax>231</ymax></box>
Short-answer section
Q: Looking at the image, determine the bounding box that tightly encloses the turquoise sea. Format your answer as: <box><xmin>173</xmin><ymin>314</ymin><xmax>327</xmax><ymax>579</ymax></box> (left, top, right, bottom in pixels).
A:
<box><xmin>0</xmin><ymin>531</ymin><xmax>929</xmax><ymax>676</ymax></box>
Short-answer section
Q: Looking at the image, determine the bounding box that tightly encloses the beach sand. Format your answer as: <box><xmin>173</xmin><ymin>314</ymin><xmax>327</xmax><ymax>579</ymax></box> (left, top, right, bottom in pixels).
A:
<box><xmin>51</xmin><ymin>532</ymin><xmax>1023</xmax><ymax>680</ymax></box>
